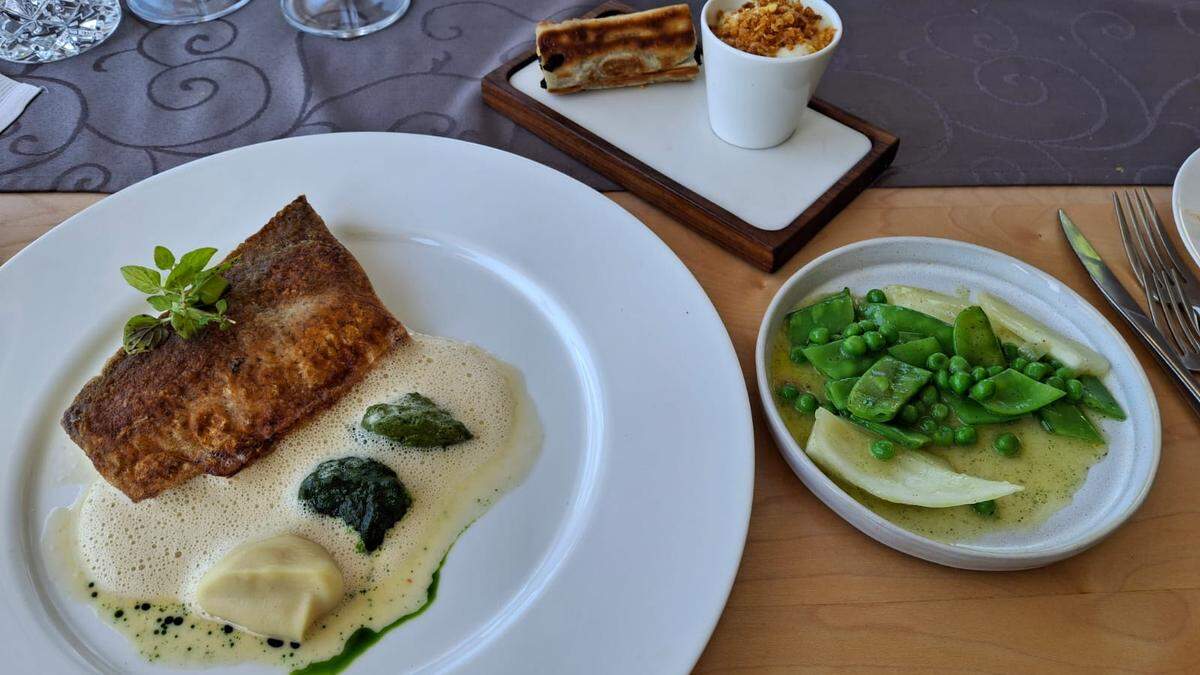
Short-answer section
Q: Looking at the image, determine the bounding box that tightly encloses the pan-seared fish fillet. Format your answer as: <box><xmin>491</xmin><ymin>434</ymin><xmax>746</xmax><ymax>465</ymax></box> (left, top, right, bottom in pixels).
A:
<box><xmin>535</xmin><ymin>4</ymin><xmax>699</xmax><ymax>94</ymax></box>
<box><xmin>62</xmin><ymin>196</ymin><xmax>406</xmax><ymax>502</ymax></box>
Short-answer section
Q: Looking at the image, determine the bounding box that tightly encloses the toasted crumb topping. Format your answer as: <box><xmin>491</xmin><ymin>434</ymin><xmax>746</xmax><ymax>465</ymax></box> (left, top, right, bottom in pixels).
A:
<box><xmin>714</xmin><ymin>1</ymin><xmax>836</xmax><ymax>57</ymax></box>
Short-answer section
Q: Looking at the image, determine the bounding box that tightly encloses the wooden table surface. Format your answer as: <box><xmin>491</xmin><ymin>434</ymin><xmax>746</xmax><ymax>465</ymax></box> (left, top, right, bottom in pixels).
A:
<box><xmin>4</xmin><ymin>187</ymin><xmax>1198</xmax><ymax>672</ymax></box>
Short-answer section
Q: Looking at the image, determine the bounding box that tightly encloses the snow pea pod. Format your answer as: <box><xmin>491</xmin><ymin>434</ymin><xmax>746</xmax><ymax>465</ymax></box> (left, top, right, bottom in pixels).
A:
<box><xmin>970</xmin><ymin>368</ymin><xmax>1065</xmax><ymax>416</ymax></box>
<box><xmin>824</xmin><ymin>377</ymin><xmax>859</xmax><ymax>412</ymax></box>
<box><xmin>1078</xmin><ymin>375</ymin><xmax>1126</xmax><ymax>420</ymax></box>
<box><xmin>802</xmin><ymin>339</ymin><xmax>877</xmax><ymax>379</ymax></box>
<box><xmin>787</xmin><ymin>288</ymin><xmax>855</xmax><ymax>345</ymax></box>
<box><xmin>940</xmin><ymin>392</ymin><xmax>1022</xmax><ymax>425</ymax></box>
<box><xmin>952</xmin><ymin>306</ymin><xmax>1005</xmax><ymax>367</ymax></box>
<box><xmin>846</xmin><ymin>415</ymin><xmax>932</xmax><ymax>449</ymax></box>
<box><xmin>1037</xmin><ymin>400</ymin><xmax>1104</xmax><ymax>443</ymax></box>
<box><xmin>847</xmin><ymin>356</ymin><xmax>933</xmax><ymax>422</ymax></box>
<box><xmin>862</xmin><ymin>304</ymin><xmax>954</xmax><ymax>353</ymax></box>
<box><xmin>886</xmin><ymin>336</ymin><xmax>942</xmax><ymax>368</ymax></box>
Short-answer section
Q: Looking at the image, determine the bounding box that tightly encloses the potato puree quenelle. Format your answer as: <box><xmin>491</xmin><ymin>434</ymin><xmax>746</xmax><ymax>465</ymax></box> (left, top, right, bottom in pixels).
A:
<box><xmin>47</xmin><ymin>333</ymin><xmax>542</xmax><ymax>668</ymax></box>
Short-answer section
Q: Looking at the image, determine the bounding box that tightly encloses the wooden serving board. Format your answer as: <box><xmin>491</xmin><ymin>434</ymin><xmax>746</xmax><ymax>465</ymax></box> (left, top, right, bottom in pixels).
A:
<box><xmin>481</xmin><ymin>1</ymin><xmax>898</xmax><ymax>272</ymax></box>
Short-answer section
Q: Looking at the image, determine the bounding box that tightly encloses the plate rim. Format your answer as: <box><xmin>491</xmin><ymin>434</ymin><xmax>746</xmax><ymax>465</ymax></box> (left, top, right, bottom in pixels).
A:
<box><xmin>0</xmin><ymin>132</ymin><xmax>754</xmax><ymax>673</ymax></box>
<box><xmin>1172</xmin><ymin>146</ymin><xmax>1200</xmax><ymax>270</ymax></box>
<box><xmin>754</xmin><ymin>235</ymin><xmax>1161</xmax><ymax>570</ymax></box>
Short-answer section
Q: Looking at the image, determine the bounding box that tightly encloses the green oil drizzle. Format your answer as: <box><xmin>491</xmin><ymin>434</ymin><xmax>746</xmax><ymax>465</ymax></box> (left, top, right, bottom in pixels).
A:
<box><xmin>292</xmin><ymin>555</ymin><xmax>445</xmax><ymax>675</ymax></box>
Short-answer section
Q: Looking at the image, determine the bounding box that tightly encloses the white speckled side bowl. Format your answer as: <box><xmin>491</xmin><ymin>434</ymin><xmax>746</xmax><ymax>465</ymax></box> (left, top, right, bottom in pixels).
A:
<box><xmin>755</xmin><ymin>237</ymin><xmax>1161</xmax><ymax>570</ymax></box>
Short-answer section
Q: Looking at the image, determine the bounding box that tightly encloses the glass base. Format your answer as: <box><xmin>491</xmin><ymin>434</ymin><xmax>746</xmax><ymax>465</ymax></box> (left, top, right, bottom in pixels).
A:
<box><xmin>0</xmin><ymin>0</ymin><xmax>121</xmax><ymax>63</ymax></box>
<box><xmin>126</xmin><ymin>0</ymin><xmax>252</xmax><ymax>25</ymax></box>
<box><xmin>281</xmin><ymin>0</ymin><xmax>409</xmax><ymax>38</ymax></box>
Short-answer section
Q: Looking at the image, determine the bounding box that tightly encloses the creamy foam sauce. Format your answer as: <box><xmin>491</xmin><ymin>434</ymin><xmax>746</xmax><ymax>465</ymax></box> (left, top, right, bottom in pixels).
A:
<box><xmin>47</xmin><ymin>333</ymin><xmax>541</xmax><ymax>669</ymax></box>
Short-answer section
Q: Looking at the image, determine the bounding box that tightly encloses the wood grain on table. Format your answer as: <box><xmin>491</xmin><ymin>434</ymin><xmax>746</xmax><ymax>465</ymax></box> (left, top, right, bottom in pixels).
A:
<box><xmin>5</xmin><ymin>187</ymin><xmax>1198</xmax><ymax>673</ymax></box>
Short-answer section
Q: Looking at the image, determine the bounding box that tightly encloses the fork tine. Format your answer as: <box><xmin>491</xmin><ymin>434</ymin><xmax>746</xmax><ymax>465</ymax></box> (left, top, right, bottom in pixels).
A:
<box><xmin>1151</xmin><ymin>272</ymin><xmax>1190</xmax><ymax>354</ymax></box>
<box><xmin>1115</xmin><ymin>192</ymin><xmax>1149</xmax><ymax>291</ymax></box>
<box><xmin>1116</xmin><ymin>191</ymin><xmax>1167</xmax><ymax>333</ymax></box>
<box><xmin>1165</xmin><ymin>269</ymin><xmax>1200</xmax><ymax>351</ymax></box>
<box><xmin>1139</xmin><ymin>188</ymin><xmax>1189</xmax><ymax>277</ymax></box>
<box><xmin>1129</xmin><ymin>190</ymin><xmax>1172</xmax><ymax>273</ymax></box>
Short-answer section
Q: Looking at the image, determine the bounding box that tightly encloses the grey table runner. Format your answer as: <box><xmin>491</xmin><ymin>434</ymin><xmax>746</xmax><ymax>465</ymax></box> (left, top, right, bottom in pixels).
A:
<box><xmin>1</xmin><ymin>0</ymin><xmax>1197</xmax><ymax>192</ymax></box>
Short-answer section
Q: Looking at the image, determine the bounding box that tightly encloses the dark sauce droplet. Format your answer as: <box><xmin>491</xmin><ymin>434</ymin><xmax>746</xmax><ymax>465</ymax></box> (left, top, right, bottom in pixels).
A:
<box><xmin>267</xmin><ymin>638</ymin><xmax>284</xmax><ymax>648</ymax></box>
<box><xmin>90</xmin><ymin>592</ymin><xmax>98</xmax><ymax>598</ymax></box>
<box><xmin>290</xmin><ymin>642</ymin><xmax>301</xmax><ymax>649</ymax></box>
<box><xmin>541</xmin><ymin>53</ymin><xmax>565</xmax><ymax>72</ymax></box>
<box><xmin>539</xmin><ymin>79</ymin><xmax>547</xmax><ymax>89</ymax></box>
<box><xmin>173</xmin><ymin>616</ymin><xmax>183</xmax><ymax>625</ymax></box>
<box><xmin>139</xmin><ymin>603</ymin><xmax>151</xmax><ymax>611</ymax></box>
<box><xmin>114</xmin><ymin>610</ymin><xmax>124</xmax><ymax>619</ymax></box>
<box><xmin>222</xmin><ymin>625</ymin><xmax>234</xmax><ymax>634</ymax></box>
<box><xmin>87</xmin><ymin>582</ymin><xmax>95</xmax><ymax>588</ymax></box>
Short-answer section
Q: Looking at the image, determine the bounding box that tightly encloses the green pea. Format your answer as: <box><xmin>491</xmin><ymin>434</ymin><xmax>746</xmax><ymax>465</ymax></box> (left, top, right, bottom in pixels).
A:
<box><xmin>987</xmin><ymin>365</ymin><xmax>1005</xmax><ymax>377</ymax></box>
<box><xmin>870</xmin><ymin>439</ymin><xmax>896</xmax><ymax>460</ymax></box>
<box><xmin>954</xmin><ymin>425</ymin><xmax>978</xmax><ymax>445</ymax></box>
<box><xmin>1011</xmin><ymin>357</ymin><xmax>1029</xmax><ymax>372</ymax></box>
<box><xmin>1044</xmin><ymin>375</ymin><xmax>1066</xmax><ymax>390</ymax></box>
<box><xmin>930</xmin><ymin>402</ymin><xmax>949</xmax><ymax>421</ymax></box>
<box><xmin>918</xmin><ymin>418</ymin><xmax>938</xmax><ymax>435</ymax></box>
<box><xmin>796</xmin><ymin>393</ymin><xmax>820</xmax><ymax>413</ymax></box>
<box><xmin>926</xmin><ymin>352</ymin><xmax>949</xmax><ymax>370</ymax></box>
<box><xmin>1066</xmin><ymin>378</ymin><xmax>1084</xmax><ymax>401</ymax></box>
<box><xmin>841</xmin><ymin>335</ymin><xmax>868</xmax><ymax>357</ymax></box>
<box><xmin>809</xmin><ymin>326</ymin><xmax>831</xmax><ymax>345</ymax></box>
<box><xmin>1024</xmin><ymin>361</ymin><xmax>1051</xmax><ymax>381</ymax></box>
<box><xmin>899</xmin><ymin>404</ymin><xmax>920</xmax><ymax>425</ymax></box>
<box><xmin>949</xmin><ymin>355</ymin><xmax>970</xmax><ymax>372</ymax></box>
<box><xmin>970</xmin><ymin>366</ymin><xmax>988</xmax><ymax>382</ymax></box>
<box><xmin>969</xmin><ymin>379</ymin><xmax>996</xmax><ymax>401</ymax></box>
<box><xmin>865</xmin><ymin>288</ymin><xmax>887</xmax><ymax>304</ymax></box>
<box><xmin>950</xmin><ymin>371</ymin><xmax>973</xmax><ymax>395</ymax></box>
<box><xmin>935</xmin><ymin>369</ymin><xmax>951</xmax><ymax>390</ymax></box>
<box><xmin>972</xmin><ymin>500</ymin><xmax>997</xmax><ymax>516</ymax></box>
<box><xmin>857</xmin><ymin>320</ymin><xmax>878</xmax><ymax>332</ymax></box>
<box><xmin>1056</xmin><ymin>366</ymin><xmax>1077</xmax><ymax>380</ymax></box>
<box><xmin>863</xmin><ymin>330</ymin><xmax>886</xmax><ymax>351</ymax></box>
<box><xmin>879</xmin><ymin>323</ymin><xmax>900</xmax><ymax>344</ymax></box>
<box><xmin>920</xmin><ymin>385</ymin><xmax>939</xmax><ymax>406</ymax></box>
<box><xmin>789</xmin><ymin>346</ymin><xmax>807</xmax><ymax>364</ymax></box>
<box><xmin>777</xmin><ymin>383</ymin><xmax>800</xmax><ymax>401</ymax></box>
<box><xmin>994</xmin><ymin>432</ymin><xmax>1020</xmax><ymax>456</ymax></box>
<box><xmin>934</xmin><ymin>426</ymin><xmax>955</xmax><ymax>446</ymax></box>
<box><xmin>843</xmin><ymin>323</ymin><xmax>863</xmax><ymax>337</ymax></box>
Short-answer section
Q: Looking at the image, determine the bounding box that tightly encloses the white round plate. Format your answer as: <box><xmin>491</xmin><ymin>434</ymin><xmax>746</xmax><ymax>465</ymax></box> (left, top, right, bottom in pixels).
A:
<box><xmin>755</xmin><ymin>237</ymin><xmax>1159</xmax><ymax>571</ymax></box>
<box><xmin>1172</xmin><ymin>146</ymin><xmax>1200</xmax><ymax>269</ymax></box>
<box><xmin>0</xmin><ymin>133</ymin><xmax>753</xmax><ymax>673</ymax></box>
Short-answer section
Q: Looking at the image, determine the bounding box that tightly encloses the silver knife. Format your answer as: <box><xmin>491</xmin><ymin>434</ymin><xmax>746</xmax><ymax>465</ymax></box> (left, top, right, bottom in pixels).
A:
<box><xmin>1060</xmin><ymin>209</ymin><xmax>1200</xmax><ymax>417</ymax></box>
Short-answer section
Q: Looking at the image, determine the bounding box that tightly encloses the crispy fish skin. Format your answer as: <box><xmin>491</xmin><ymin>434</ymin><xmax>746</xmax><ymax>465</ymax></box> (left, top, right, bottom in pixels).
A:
<box><xmin>61</xmin><ymin>196</ymin><xmax>406</xmax><ymax>502</ymax></box>
<box><xmin>535</xmin><ymin>4</ymin><xmax>699</xmax><ymax>94</ymax></box>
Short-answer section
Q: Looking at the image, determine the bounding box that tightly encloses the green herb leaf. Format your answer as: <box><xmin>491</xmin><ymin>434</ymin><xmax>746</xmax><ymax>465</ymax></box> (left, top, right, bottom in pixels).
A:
<box><xmin>120</xmin><ymin>265</ymin><xmax>161</xmax><ymax>294</ymax></box>
<box><xmin>146</xmin><ymin>295</ymin><xmax>174</xmax><ymax>312</ymax></box>
<box><xmin>123</xmin><ymin>315</ymin><xmax>169</xmax><ymax>354</ymax></box>
<box><xmin>121</xmin><ymin>245</ymin><xmax>235</xmax><ymax>353</ymax></box>
<box><xmin>196</xmin><ymin>274</ymin><xmax>229</xmax><ymax>305</ymax></box>
<box><xmin>170</xmin><ymin>309</ymin><xmax>200</xmax><ymax>339</ymax></box>
<box><xmin>153</xmin><ymin>245</ymin><xmax>175</xmax><ymax>270</ymax></box>
<box><xmin>164</xmin><ymin>246</ymin><xmax>217</xmax><ymax>290</ymax></box>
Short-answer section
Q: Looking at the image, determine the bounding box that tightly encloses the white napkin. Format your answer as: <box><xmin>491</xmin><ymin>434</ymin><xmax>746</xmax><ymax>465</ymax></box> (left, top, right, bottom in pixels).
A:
<box><xmin>0</xmin><ymin>75</ymin><xmax>41</xmax><ymax>132</ymax></box>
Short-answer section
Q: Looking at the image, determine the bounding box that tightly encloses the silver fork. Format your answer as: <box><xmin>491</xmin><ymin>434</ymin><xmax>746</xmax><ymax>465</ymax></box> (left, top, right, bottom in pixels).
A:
<box><xmin>1115</xmin><ymin>189</ymin><xmax>1200</xmax><ymax>370</ymax></box>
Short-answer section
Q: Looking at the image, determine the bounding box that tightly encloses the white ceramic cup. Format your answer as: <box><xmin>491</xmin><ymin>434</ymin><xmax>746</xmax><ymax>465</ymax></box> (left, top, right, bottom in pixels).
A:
<box><xmin>700</xmin><ymin>0</ymin><xmax>843</xmax><ymax>149</ymax></box>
